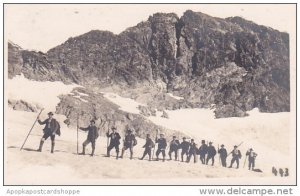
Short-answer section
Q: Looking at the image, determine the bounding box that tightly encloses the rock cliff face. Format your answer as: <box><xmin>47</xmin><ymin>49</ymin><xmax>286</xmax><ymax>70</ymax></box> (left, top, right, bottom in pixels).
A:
<box><xmin>55</xmin><ymin>87</ymin><xmax>183</xmax><ymax>139</ymax></box>
<box><xmin>8</xmin><ymin>10</ymin><xmax>290</xmax><ymax>118</ymax></box>
<box><xmin>8</xmin><ymin>99</ymin><xmax>41</xmax><ymax>112</ymax></box>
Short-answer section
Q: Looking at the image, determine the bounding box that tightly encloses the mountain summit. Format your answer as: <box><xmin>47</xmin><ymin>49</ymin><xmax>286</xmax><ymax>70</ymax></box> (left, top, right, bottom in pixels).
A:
<box><xmin>8</xmin><ymin>10</ymin><xmax>290</xmax><ymax>117</ymax></box>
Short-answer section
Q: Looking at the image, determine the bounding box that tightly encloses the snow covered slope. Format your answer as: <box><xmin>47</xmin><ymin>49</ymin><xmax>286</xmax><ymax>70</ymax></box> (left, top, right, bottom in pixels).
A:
<box><xmin>5</xmin><ymin>76</ymin><xmax>295</xmax><ymax>185</ymax></box>
<box><xmin>102</xmin><ymin>91</ymin><xmax>294</xmax><ymax>183</ymax></box>
<box><xmin>6</xmin><ymin>74</ymin><xmax>79</xmax><ymax>111</ymax></box>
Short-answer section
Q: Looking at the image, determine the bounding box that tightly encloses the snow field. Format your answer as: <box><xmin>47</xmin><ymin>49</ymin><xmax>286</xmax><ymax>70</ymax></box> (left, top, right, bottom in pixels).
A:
<box><xmin>5</xmin><ymin>76</ymin><xmax>295</xmax><ymax>184</ymax></box>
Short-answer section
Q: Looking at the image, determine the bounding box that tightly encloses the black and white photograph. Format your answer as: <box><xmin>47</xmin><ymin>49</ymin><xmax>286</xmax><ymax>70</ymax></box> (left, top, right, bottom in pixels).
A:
<box><xmin>3</xmin><ymin>3</ymin><xmax>296</xmax><ymax>186</ymax></box>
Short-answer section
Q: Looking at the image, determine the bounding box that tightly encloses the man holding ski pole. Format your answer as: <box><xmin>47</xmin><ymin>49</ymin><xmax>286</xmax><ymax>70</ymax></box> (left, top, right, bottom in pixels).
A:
<box><xmin>246</xmin><ymin>148</ymin><xmax>258</xmax><ymax>170</ymax></box>
<box><xmin>78</xmin><ymin>120</ymin><xmax>99</xmax><ymax>157</ymax></box>
<box><xmin>106</xmin><ymin>126</ymin><xmax>121</xmax><ymax>159</ymax></box>
<box><xmin>37</xmin><ymin>112</ymin><xmax>60</xmax><ymax>153</ymax></box>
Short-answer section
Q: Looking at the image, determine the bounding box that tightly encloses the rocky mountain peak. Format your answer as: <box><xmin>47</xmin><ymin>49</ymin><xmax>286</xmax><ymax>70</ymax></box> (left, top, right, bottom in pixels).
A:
<box><xmin>8</xmin><ymin>10</ymin><xmax>290</xmax><ymax>118</ymax></box>
<box><xmin>149</xmin><ymin>12</ymin><xmax>179</xmax><ymax>23</ymax></box>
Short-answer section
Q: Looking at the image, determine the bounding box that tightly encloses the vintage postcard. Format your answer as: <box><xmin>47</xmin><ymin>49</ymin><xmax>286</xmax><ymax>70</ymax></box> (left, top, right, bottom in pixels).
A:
<box><xmin>3</xmin><ymin>3</ymin><xmax>296</xmax><ymax>186</ymax></box>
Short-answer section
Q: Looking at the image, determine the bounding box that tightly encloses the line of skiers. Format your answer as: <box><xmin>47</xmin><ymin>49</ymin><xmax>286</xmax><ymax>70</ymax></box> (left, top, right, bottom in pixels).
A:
<box><xmin>35</xmin><ymin>113</ymin><xmax>258</xmax><ymax>170</ymax></box>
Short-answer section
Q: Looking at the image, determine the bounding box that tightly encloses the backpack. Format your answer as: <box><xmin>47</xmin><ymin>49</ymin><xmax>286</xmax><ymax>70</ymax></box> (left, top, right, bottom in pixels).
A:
<box><xmin>54</xmin><ymin>119</ymin><xmax>61</xmax><ymax>136</ymax></box>
<box><xmin>95</xmin><ymin>128</ymin><xmax>99</xmax><ymax>139</ymax></box>
<box><xmin>212</xmin><ymin>147</ymin><xmax>217</xmax><ymax>156</ymax></box>
<box><xmin>133</xmin><ymin>137</ymin><xmax>137</xmax><ymax>146</ymax></box>
<box><xmin>238</xmin><ymin>150</ymin><xmax>242</xmax><ymax>159</ymax></box>
<box><xmin>150</xmin><ymin>139</ymin><xmax>155</xmax><ymax>148</ymax></box>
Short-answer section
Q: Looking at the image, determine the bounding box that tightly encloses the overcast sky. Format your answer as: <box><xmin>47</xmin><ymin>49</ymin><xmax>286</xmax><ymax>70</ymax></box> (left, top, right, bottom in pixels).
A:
<box><xmin>5</xmin><ymin>4</ymin><xmax>296</xmax><ymax>52</ymax></box>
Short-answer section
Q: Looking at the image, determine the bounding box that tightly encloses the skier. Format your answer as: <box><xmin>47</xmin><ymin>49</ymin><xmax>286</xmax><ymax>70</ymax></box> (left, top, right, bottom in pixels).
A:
<box><xmin>168</xmin><ymin>136</ymin><xmax>180</xmax><ymax>161</ymax></box>
<box><xmin>187</xmin><ymin>139</ymin><xmax>198</xmax><ymax>163</ymax></box>
<box><xmin>179</xmin><ymin>137</ymin><xmax>190</xmax><ymax>162</ymax></box>
<box><xmin>206</xmin><ymin>142</ymin><xmax>217</xmax><ymax>166</ymax></box>
<box><xmin>199</xmin><ymin>140</ymin><xmax>208</xmax><ymax>164</ymax></box>
<box><xmin>155</xmin><ymin>133</ymin><xmax>167</xmax><ymax>161</ymax></box>
<box><xmin>218</xmin><ymin>144</ymin><xmax>228</xmax><ymax>167</ymax></box>
<box><xmin>106</xmin><ymin>126</ymin><xmax>121</xmax><ymax>159</ymax></box>
<box><xmin>120</xmin><ymin>129</ymin><xmax>136</xmax><ymax>159</ymax></box>
<box><xmin>139</xmin><ymin>134</ymin><xmax>155</xmax><ymax>161</ymax></box>
<box><xmin>246</xmin><ymin>148</ymin><xmax>257</xmax><ymax>170</ymax></box>
<box><xmin>78</xmin><ymin>120</ymin><xmax>99</xmax><ymax>156</ymax></box>
<box><xmin>228</xmin><ymin>145</ymin><xmax>242</xmax><ymax>169</ymax></box>
<box><xmin>37</xmin><ymin>112</ymin><xmax>60</xmax><ymax>153</ymax></box>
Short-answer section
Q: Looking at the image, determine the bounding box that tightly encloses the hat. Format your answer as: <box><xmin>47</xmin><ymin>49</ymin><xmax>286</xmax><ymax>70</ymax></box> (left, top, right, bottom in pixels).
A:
<box><xmin>48</xmin><ymin>112</ymin><xmax>54</xmax><ymax>116</ymax></box>
<box><xmin>250</xmin><ymin>148</ymin><xmax>253</xmax><ymax>151</ymax></box>
<box><xmin>160</xmin><ymin>133</ymin><xmax>164</xmax><ymax>136</ymax></box>
<box><xmin>201</xmin><ymin>140</ymin><xmax>205</xmax><ymax>143</ymax></box>
<box><xmin>209</xmin><ymin>142</ymin><xmax>212</xmax><ymax>144</ymax></box>
<box><xmin>234</xmin><ymin>145</ymin><xmax>237</xmax><ymax>148</ymax></box>
<box><xmin>221</xmin><ymin>144</ymin><xmax>224</xmax><ymax>147</ymax></box>
<box><xmin>90</xmin><ymin>120</ymin><xmax>95</xmax><ymax>123</ymax></box>
<box><xmin>173</xmin><ymin>136</ymin><xmax>176</xmax><ymax>138</ymax></box>
<box><xmin>191</xmin><ymin>139</ymin><xmax>194</xmax><ymax>142</ymax></box>
<box><xmin>183</xmin><ymin>137</ymin><xmax>186</xmax><ymax>140</ymax></box>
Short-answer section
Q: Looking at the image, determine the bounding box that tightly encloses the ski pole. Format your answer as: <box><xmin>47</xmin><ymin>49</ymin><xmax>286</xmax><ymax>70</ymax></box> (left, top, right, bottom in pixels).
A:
<box><xmin>106</xmin><ymin>130</ymin><xmax>110</xmax><ymax>150</ymax></box>
<box><xmin>77</xmin><ymin>114</ymin><xmax>79</xmax><ymax>154</ymax></box>
<box><xmin>106</xmin><ymin>121</ymin><xmax>111</xmax><ymax>149</ymax></box>
<box><xmin>218</xmin><ymin>144</ymin><xmax>221</xmax><ymax>165</ymax></box>
<box><xmin>20</xmin><ymin>108</ymin><xmax>44</xmax><ymax>151</ymax></box>
<box><xmin>243</xmin><ymin>154</ymin><xmax>248</xmax><ymax>168</ymax></box>
<box><xmin>152</xmin><ymin>129</ymin><xmax>158</xmax><ymax>160</ymax></box>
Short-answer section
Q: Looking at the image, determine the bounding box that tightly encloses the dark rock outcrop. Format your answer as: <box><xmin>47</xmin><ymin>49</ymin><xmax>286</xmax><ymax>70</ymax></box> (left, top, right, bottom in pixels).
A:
<box><xmin>8</xmin><ymin>10</ymin><xmax>290</xmax><ymax>117</ymax></box>
<box><xmin>8</xmin><ymin>99</ymin><xmax>41</xmax><ymax>112</ymax></box>
<box><xmin>55</xmin><ymin>88</ymin><xmax>184</xmax><ymax>139</ymax></box>
<box><xmin>138</xmin><ymin>105</ymin><xmax>156</xmax><ymax>117</ymax></box>
<box><xmin>161</xmin><ymin>110</ymin><xmax>169</xmax><ymax>119</ymax></box>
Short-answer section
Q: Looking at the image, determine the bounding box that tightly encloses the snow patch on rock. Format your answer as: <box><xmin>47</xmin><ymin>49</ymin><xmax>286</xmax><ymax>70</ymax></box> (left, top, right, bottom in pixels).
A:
<box><xmin>7</xmin><ymin>74</ymin><xmax>80</xmax><ymax>111</ymax></box>
<box><xmin>167</xmin><ymin>93</ymin><xmax>184</xmax><ymax>100</ymax></box>
<box><xmin>101</xmin><ymin>92</ymin><xmax>145</xmax><ymax>114</ymax></box>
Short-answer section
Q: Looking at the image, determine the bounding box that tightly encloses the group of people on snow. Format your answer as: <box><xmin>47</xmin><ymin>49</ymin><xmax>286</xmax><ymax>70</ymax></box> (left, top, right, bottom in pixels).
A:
<box><xmin>35</xmin><ymin>112</ymin><xmax>258</xmax><ymax>171</ymax></box>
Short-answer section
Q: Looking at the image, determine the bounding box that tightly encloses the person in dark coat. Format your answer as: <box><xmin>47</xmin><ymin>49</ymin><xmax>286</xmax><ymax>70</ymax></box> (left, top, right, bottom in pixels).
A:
<box><xmin>79</xmin><ymin>120</ymin><xmax>98</xmax><ymax>156</ymax></box>
<box><xmin>246</xmin><ymin>148</ymin><xmax>257</xmax><ymax>170</ymax></box>
<box><xmin>120</xmin><ymin>129</ymin><xmax>136</xmax><ymax>159</ymax></box>
<box><xmin>228</xmin><ymin>145</ymin><xmax>242</xmax><ymax>169</ymax></box>
<box><xmin>106</xmin><ymin>126</ymin><xmax>121</xmax><ymax>159</ymax></box>
<box><xmin>37</xmin><ymin>112</ymin><xmax>60</xmax><ymax>153</ymax></box>
<box><xmin>187</xmin><ymin>139</ymin><xmax>198</xmax><ymax>163</ymax></box>
<box><xmin>155</xmin><ymin>133</ymin><xmax>167</xmax><ymax>161</ymax></box>
<box><xmin>168</xmin><ymin>136</ymin><xmax>180</xmax><ymax>161</ymax></box>
<box><xmin>218</xmin><ymin>144</ymin><xmax>228</xmax><ymax>167</ymax></box>
<box><xmin>139</xmin><ymin>134</ymin><xmax>155</xmax><ymax>161</ymax></box>
<box><xmin>179</xmin><ymin>137</ymin><xmax>190</xmax><ymax>162</ymax></box>
<box><xmin>199</xmin><ymin>140</ymin><xmax>208</xmax><ymax>164</ymax></box>
<box><xmin>206</xmin><ymin>142</ymin><xmax>217</xmax><ymax>166</ymax></box>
